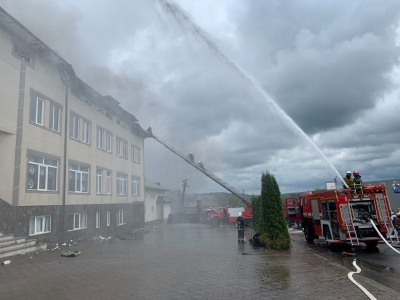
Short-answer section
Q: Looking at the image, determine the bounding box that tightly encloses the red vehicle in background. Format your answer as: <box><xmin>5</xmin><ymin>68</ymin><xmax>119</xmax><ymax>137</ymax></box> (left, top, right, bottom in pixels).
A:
<box><xmin>284</xmin><ymin>197</ymin><xmax>301</xmax><ymax>229</ymax></box>
<box><xmin>204</xmin><ymin>206</ymin><xmax>252</xmax><ymax>227</ymax></box>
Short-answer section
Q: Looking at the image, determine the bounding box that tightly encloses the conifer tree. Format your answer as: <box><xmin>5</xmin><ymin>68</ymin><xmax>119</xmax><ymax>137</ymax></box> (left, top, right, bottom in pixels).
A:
<box><xmin>259</xmin><ymin>171</ymin><xmax>291</xmax><ymax>250</ymax></box>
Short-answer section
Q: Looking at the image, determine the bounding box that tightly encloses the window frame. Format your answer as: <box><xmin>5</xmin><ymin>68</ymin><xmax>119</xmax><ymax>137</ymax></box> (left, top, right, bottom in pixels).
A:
<box><xmin>97</xmin><ymin>127</ymin><xmax>112</xmax><ymax>152</ymax></box>
<box><xmin>131</xmin><ymin>176</ymin><xmax>140</xmax><ymax>196</ymax></box>
<box><xmin>68</xmin><ymin>163</ymin><xmax>90</xmax><ymax>193</ymax></box>
<box><xmin>116</xmin><ymin>137</ymin><xmax>128</xmax><ymax>159</ymax></box>
<box><xmin>117</xmin><ymin>209</ymin><xmax>127</xmax><ymax>226</ymax></box>
<box><xmin>116</xmin><ymin>173</ymin><xmax>128</xmax><ymax>196</ymax></box>
<box><xmin>96</xmin><ymin>169</ymin><xmax>103</xmax><ymax>194</ymax></box>
<box><xmin>30</xmin><ymin>96</ymin><xmax>44</xmax><ymax>126</ymax></box>
<box><xmin>82</xmin><ymin>119</ymin><xmax>90</xmax><ymax>144</ymax></box>
<box><xmin>70</xmin><ymin>114</ymin><xmax>79</xmax><ymax>140</ymax></box>
<box><xmin>70</xmin><ymin>112</ymin><xmax>91</xmax><ymax>144</ymax></box>
<box><xmin>96</xmin><ymin>211</ymin><xmax>100</xmax><ymax>229</ymax></box>
<box><xmin>131</xmin><ymin>145</ymin><xmax>141</xmax><ymax>164</ymax></box>
<box><xmin>107</xmin><ymin>210</ymin><xmax>111</xmax><ymax>226</ymax></box>
<box><xmin>27</xmin><ymin>154</ymin><xmax>58</xmax><ymax>192</ymax></box>
<box><xmin>68</xmin><ymin>212</ymin><xmax>88</xmax><ymax>231</ymax></box>
<box><xmin>106</xmin><ymin>170</ymin><xmax>112</xmax><ymax>195</ymax></box>
<box><xmin>29</xmin><ymin>215</ymin><xmax>51</xmax><ymax>236</ymax></box>
<box><xmin>49</xmin><ymin>103</ymin><xmax>61</xmax><ymax>132</ymax></box>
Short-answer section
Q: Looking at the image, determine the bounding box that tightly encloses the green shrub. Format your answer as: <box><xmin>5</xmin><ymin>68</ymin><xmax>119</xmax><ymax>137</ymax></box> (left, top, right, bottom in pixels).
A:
<box><xmin>260</xmin><ymin>233</ymin><xmax>291</xmax><ymax>250</ymax></box>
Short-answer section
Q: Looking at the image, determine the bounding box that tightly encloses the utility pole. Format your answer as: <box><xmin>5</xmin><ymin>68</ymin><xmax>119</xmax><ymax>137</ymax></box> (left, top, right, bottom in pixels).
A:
<box><xmin>181</xmin><ymin>179</ymin><xmax>189</xmax><ymax>211</ymax></box>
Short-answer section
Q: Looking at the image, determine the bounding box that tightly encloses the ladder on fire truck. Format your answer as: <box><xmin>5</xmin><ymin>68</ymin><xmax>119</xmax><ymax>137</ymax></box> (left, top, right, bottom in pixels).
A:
<box><xmin>340</xmin><ymin>203</ymin><xmax>360</xmax><ymax>246</ymax></box>
<box><xmin>147</xmin><ymin>129</ymin><xmax>252</xmax><ymax>208</ymax></box>
<box><xmin>377</xmin><ymin>195</ymin><xmax>399</xmax><ymax>243</ymax></box>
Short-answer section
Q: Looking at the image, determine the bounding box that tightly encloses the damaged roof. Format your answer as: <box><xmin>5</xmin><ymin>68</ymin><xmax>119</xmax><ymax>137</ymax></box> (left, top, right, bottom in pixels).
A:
<box><xmin>0</xmin><ymin>6</ymin><xmax>149</xmax><ymax>138</ymax></box>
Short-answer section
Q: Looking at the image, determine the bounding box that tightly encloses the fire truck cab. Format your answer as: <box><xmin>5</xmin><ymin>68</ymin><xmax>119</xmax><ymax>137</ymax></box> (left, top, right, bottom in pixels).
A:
<box><xmin>300</xmin><ymin>184</ymin><xmax>397</xmax><ymax>248</ymax></box>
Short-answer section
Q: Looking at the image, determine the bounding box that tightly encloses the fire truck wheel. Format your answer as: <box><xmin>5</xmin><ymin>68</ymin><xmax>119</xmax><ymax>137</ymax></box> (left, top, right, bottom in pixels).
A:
<box><xmin>211</xmin><ymin>217</ymin><xmax>220</xmax><ymax>227</ymax></box>
<box><xmin>304</xmin><ymin>227</ymin><xmax>315</xmax><ymax>243</ymax></box>
<box><xmin>364</xmin><ymin>240</ymin><xmax>378</xmax><ymax>249</ymax></box>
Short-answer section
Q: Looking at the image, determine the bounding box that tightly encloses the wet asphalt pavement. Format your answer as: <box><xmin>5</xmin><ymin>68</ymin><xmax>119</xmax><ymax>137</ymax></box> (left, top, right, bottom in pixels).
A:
<box><xmin>0</xmin><ymin>224</ymin><xmax>399</xmax><ymax>300</ymax></box>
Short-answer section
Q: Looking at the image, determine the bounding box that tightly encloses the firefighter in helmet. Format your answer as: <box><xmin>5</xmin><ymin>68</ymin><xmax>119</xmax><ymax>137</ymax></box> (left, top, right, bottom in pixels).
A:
<box><xmin>352</xmin><ymin>170</ymin><xmax>363</xmax><ymax>194</ymax></box>
<box><xmin>236</xmin><ymin>212</ymin><xmax>245</xmax><ymax>244</ymax></box>
<box><xmin>342</xmin><ymin>171</ymin><xmax>353</xmax><ymax>189</ymax></box>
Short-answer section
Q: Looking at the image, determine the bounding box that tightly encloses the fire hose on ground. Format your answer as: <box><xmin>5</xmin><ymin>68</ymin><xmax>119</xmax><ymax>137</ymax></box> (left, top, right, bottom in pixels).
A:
<box><xmin>347</xmin><ymin>259</ymin><xmax>377</xmax><ymax>300</ymax></box>
<box><xmin>346</xmin><ymin>220</ymin><xmax>400</xmax><ymax>299</ymax></box>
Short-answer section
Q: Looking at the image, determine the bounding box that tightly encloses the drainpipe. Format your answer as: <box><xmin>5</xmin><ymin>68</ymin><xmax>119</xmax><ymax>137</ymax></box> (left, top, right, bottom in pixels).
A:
<box><xmin>61</xmin><ymin>84</ymin><xmax>69</xmax><ymax>243</ymax></box>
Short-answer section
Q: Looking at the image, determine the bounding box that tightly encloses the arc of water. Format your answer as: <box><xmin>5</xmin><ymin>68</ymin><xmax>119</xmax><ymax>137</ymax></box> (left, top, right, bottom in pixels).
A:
<box><xmin>156</xmin><ymin>0</ymin><xmax>349</xmax><ymax>189</ymax></box>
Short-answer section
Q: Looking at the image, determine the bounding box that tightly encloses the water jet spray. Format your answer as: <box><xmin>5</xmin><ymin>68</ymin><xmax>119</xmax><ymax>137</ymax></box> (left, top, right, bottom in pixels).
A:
<box><xmin>156</xmin><ymin>0</ymin><xmax>350</xmax><ymax>189</ymax></box>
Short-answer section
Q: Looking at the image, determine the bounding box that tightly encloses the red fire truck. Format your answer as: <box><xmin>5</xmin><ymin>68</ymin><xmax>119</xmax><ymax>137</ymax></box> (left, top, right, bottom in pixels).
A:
<box><xmin>300</xmin><ymin>184</ymin><xmax>398</xmax><ymax>248</ymax></box>
<box><xmin>204</xmin><ymin>206</ymin><xmax>252</xmax><ymax>227</ymax></box>
<box><xmin>284</xmin><ymin>197</ymin><xmax>302</xmax><ymax>229</ymax></box>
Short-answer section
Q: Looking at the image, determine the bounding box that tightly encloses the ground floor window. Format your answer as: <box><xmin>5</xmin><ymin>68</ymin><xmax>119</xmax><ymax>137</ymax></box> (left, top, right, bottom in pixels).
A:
<box><xmin>29</xmin><ymin>215</ymin><xmax>51</xmax><ymax>235</ymax></box>
<box><xmin>68</xmin><ymin>212</ymin><xmax>87</xmax><ymax>231</ymax></box>
<box><xmin>117</xmin><ymin>209</ymin><xmax>127</xmax><ymax>226</ymax></box>
<box><xmin>107</xmin><ymin>210</ymin><xmax>111</xmax><ymax>226</ymax></box>
<box><xmin>96</xmin><ymin>211</ymin><xmax>100</xmax><ymax>228</ymax></box>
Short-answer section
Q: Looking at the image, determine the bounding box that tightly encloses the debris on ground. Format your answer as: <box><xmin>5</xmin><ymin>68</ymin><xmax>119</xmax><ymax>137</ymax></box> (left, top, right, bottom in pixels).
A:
<box><xmin>49</xmin><ymin>243</ymin><xmax>59</xmax><ymax>250</ymax></box>
<box><xmin>342</xmin><ymin>251</ymin><xmax>357</xmax><ymax>257</ymax></box>
<box><xmin>2</xmin><ymin>260</ymin><xmax>11</xmax><ymax>265</ymax></box>
<box><xmin>61</xmin><ymin>250</ymin><xmax>81</xmax><ymax>257</ymax></box>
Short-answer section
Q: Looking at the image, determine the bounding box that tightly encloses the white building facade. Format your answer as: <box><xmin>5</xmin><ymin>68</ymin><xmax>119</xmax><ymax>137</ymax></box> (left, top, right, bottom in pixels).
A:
<box><xmin>0</xmin><ymin>7</ymin><xmax>149</xmax><ymax>242</ymax></box>
<box><xmin>144</xmin><ymin>180</ymin><xmax>170</xmax><ymax>225</ymax></box>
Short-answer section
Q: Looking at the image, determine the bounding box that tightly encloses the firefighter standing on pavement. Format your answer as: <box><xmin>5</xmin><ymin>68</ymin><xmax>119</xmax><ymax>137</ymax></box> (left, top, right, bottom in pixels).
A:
<box><xmin>342</xmin><ymin>171</ymin><xmax>353</xmax><ymax>189</ymax></box>
<box><xmin>236</xmin><ymin>212</ymin><xmax>245</xmax><ymax>244</ymax></box>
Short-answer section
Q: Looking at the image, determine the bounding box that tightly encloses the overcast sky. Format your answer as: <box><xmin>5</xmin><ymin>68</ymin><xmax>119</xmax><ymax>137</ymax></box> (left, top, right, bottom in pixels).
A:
<box><xmin>2</xmin><ymin>0</ymin><xmax>400</xmax><ymax>195</ymax></box>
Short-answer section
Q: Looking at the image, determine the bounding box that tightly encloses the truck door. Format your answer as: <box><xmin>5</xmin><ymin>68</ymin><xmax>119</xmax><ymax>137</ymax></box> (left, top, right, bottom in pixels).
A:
<box><xmin>311</xmin><ymin>199</ymin><xmax>322</xmax><ymax>236</ymax></box>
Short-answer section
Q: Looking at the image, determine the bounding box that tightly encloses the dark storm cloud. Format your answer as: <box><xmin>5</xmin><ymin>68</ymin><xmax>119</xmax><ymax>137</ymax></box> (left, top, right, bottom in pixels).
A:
<box><xmin>232</xmin><ymin>0</ymin><xmax>400</xmax><ymax>133</ymax></box>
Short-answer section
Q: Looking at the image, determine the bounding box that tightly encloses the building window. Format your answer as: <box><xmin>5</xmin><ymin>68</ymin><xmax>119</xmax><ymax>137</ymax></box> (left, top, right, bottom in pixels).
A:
<box><xmin>97</xmin><ymin>127</ymin><xmax>112</xmax><ymax>152</ymax></box>
<box><xmin>27</xmin><ymin>154</ymin><xmax>58</xmax><ymax>191</ymax></box>
<box><xmin>107</xmin><ymin>210</ymin><xmax>111</xmax><ymax>226</ymax></box>
<box><xmin>97</xmin><ymin>128</ymin><xmax>104</xmax><ymax>149</ymax></box>
<box><xmin>106</xmin><ymin>170</ymin><xmax>112</xmax><ymax>194</ymax></box>
<box><xmin>116</xmin><ymin>137</ymin><xmax>128</xmax><ymax>159</ymax></box>
<box><xmin>70</xmin><ymin>113</ymin><xmax>90</xmax><ymax>144</ymax></box>
<box><xmin>70</xmin><ymin>114</ymin><xmax>79</xmax><ymax>140</ymax></box>
<box><xmin>96</xmin><ymin>170</ymin><xmax>103</xmax><ymax>194</ymax></box>
<box><xmin>131</xmin><ymin>145</ymin><xmax>140</xmax><ymax>164</ymax></box>
<box><xmin>117</xmin><ymin>209</ymin><xmax>127</xmax><ymax>226</ymax></box>
<box><xmin>49</xmin><ymin>103</ymin><xmax>60</xmax><ymax>132</ymax></box>
<box><xmin>68</xmin><ymin>213</ymin><xmax>87</xmax><ymax>230</ymax></box>
<box><xmin>96</xmin><ymin>169</ymin><xmax>112</xmax><ymax>195</ymax></box>
<box><xmin>96</xmin><ymin>211</ymin><xmax>100</xmax><ymax>228</ymax></box>
<box><xmin>116</xmin><ymin>173</ymin><xmax>127</xmax><ymax>195</ymax></box>
<box><xmin>106</xmin><ymin>132</ymin><xmax>112</xmax><ymax>152</ymax></box>
<box><xmin>131</xmin><ymin>176</ymin><xmax>140</xmax><ymax>196</ymax></box>
<box><xmin>69</xmin><ymin>163</ymin><xmax>89</xmax><ymax>193</ymax></box>
<box><xmin>30</xmin><ymin>96</ymin><xmax>44</xmax><ymax>126</ymax></box>
<box><xmin>29</xmin><ymin>216</ymin><xmax>51</xmax><ymax>235</ymax></box>
<box><xmin>82</xmin><ymin>120</ymin><xmax>90</xmax><ymax>144</ymax></box>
